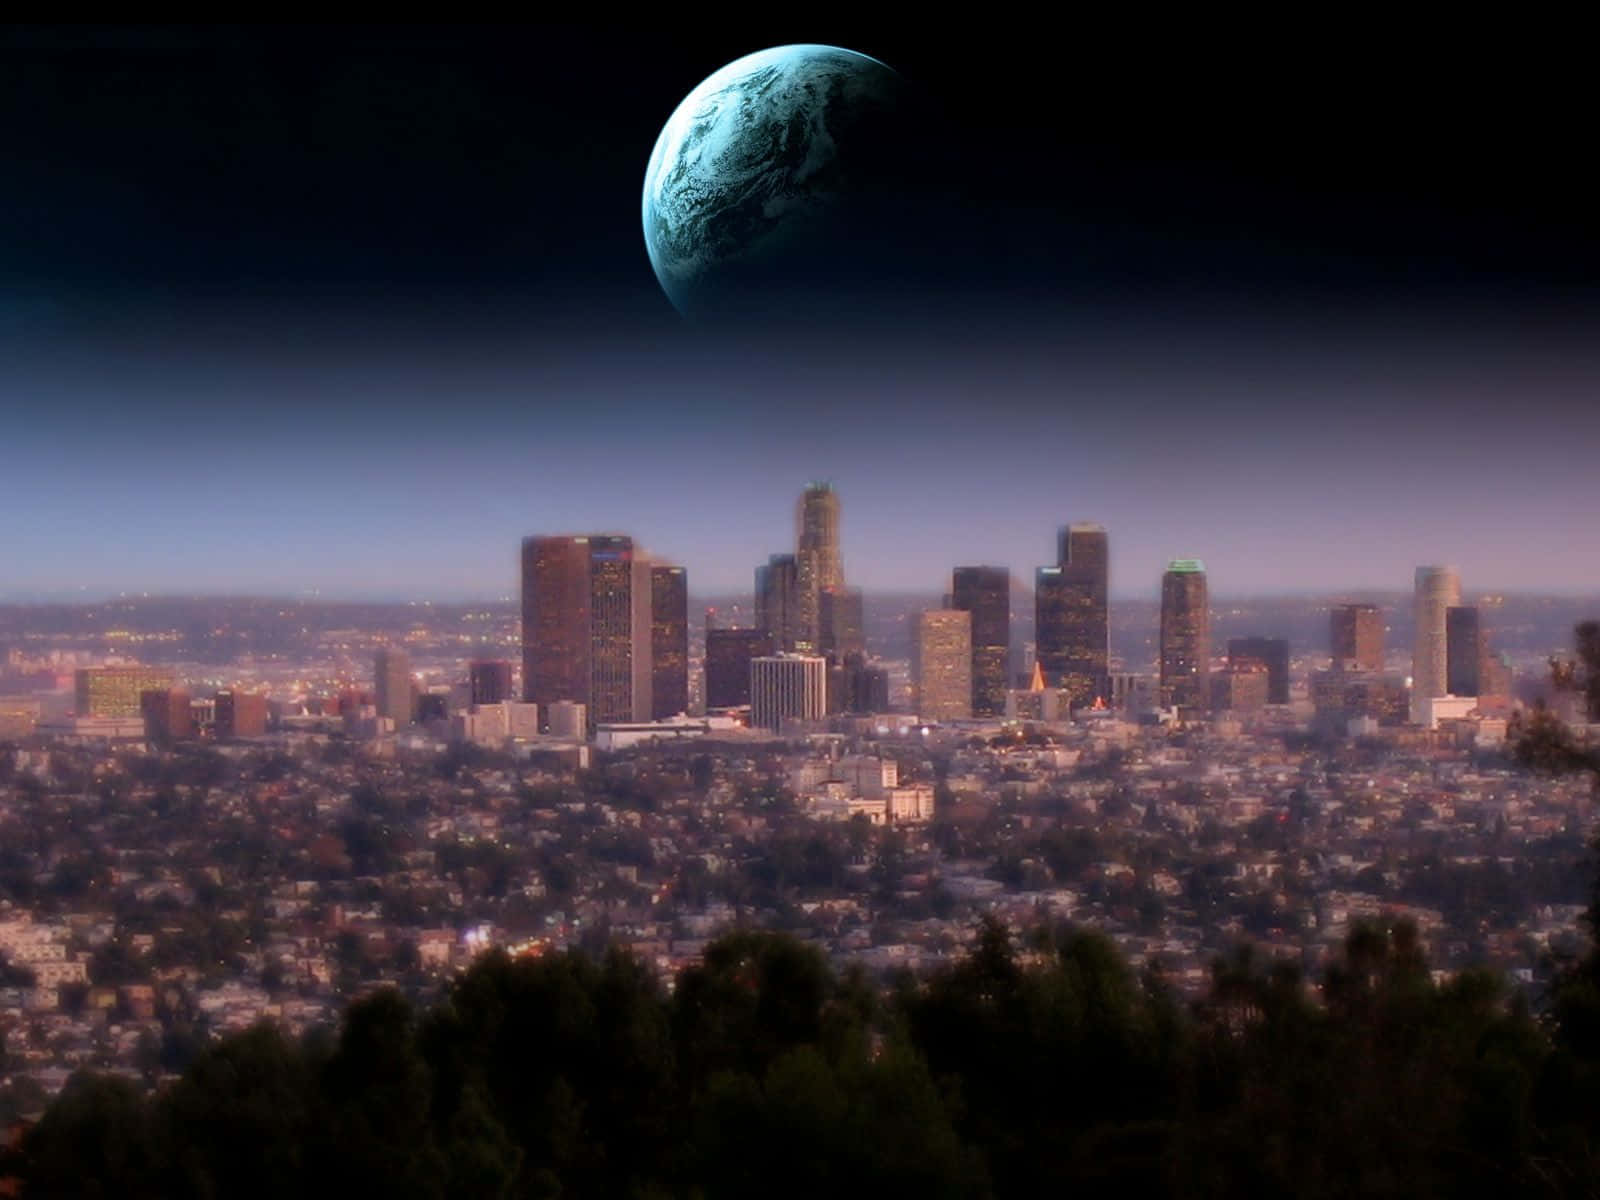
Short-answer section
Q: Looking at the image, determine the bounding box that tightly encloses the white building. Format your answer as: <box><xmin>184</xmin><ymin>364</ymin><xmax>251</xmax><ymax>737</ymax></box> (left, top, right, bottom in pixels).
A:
<box><xmin>1418</xmin><ymin>694</ymin><xmax>1478</xmax><ymax>730</ymax></box>
<box><xmin>750</xmin><ymin>654</ymin><xmax>827</xmax><ymax>733</ymax></box>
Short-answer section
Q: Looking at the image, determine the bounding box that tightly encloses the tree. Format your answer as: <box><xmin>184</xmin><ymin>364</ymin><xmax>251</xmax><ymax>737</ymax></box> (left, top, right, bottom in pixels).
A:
<box><xmin>19</xmin><ymin>1072</ymin><xmax>157</xmax><ymax>1199</ymax></box>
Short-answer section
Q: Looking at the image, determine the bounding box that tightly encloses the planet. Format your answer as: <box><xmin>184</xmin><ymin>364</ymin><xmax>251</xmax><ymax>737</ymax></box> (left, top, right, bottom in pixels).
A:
<box><xmin>642</xmin><ymin>45</ymin><xmax>925</xmax><ymax>320</ymax></box>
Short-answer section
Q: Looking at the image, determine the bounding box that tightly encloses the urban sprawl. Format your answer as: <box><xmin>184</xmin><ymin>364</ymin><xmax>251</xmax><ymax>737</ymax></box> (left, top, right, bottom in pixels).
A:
<box><xmin>1</xmin><ymin>484</ymin><xmax>1596</xmax><ymax>1114</ymax></box>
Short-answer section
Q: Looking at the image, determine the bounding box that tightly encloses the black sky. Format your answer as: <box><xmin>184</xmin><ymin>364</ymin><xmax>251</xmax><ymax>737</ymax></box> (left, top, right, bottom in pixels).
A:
<box><xmin>4</xmin><ymin>21</ymin><xmax>1597</xmax><ymax>325</ymax></box>
<box><xmin>3</xmin><ymin>22</ymin><xmax>1598</xmax><ymax>596</ymax></box>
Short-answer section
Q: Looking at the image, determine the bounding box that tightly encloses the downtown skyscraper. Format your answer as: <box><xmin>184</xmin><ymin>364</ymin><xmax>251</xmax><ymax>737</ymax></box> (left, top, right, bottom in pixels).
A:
<box><xmin>1036</xmin><ymin>523</ymin><xmax>1109</xmax><ymax>706</ymax></box>
<box><xmin>1411</xmin><ymin>565</ymin><xmax>1462</xmax><ymax>723</ymax></box>
<box><xmin>1445</xmin><ymin>604</ymin><xmax>1482</xmax><ymax>697</ymax></box>
<box><xmin>1160</xmin><ymin>559</ymin><xmax>1210</xmax><ymax>710</ymax></box>
<box><xmin>914</xmin><ymin>609</ymin><xmax>973</xmax><ymax>722</ymax></box>
<box><xmin>1331</xmin><ymin>603</ymin><xmax>1385</xmax><ymax>671</ymax></box>
<box><xmin>756</xmin><ymin>553</ymin><xmax>800</xmax><ymax>652</ymax></box>
<box><xmin>374</xmin><ymin>647</ymin><xmax>413</xmax><ymax>726</ymax></box>
<box><xmin>952</xmin><ymin>566</ymin><xmax>1010</xmax><ymax>716</ymax></box>
<box><xmin>758</xmin><ymin>483</ymin><xmax>853</xmax><ymax>662</ymax></box>
<box><xmin>521</xmin><ymin>534</ymin><xmax>661</xmax><ymax>727</ymax></box>
<box><xmin>650</xmin><ymin>564</ymin><xmax>689</xmax><ymax>719</ymax></box>
<box><xmin>795</xmin><ymin>482</ymin><xmax>843</xmax><ymax>653</ymax></box>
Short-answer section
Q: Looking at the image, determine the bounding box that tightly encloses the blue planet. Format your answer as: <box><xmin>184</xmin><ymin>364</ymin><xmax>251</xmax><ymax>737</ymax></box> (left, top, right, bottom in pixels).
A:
<box><xmin>642</xmin><ymin>45</ymin><xmax>915</xmax><ymax>320</ymax></box>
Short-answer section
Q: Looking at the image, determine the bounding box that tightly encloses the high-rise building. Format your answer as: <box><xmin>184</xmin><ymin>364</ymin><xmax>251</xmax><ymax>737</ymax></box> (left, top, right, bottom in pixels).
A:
<box><xmin>468</xmin><ymin>659</ymin><xmax>514</xmax><ymax>706</ymax></box>
<box><xmin>952</xmin><ymin>566</ymin><xmax>1009</xmax><ymax>717</ymax></box>
<box><xmin>1058</xmin><ymin>522</ymin><xmax>1109</xmax><ymax>577</ymax></box>
<box><xmin>588</xmin><ymin>536</ymin><xmax>652</xmax><ymax>726</ymax></box>
<box><xmin>523</xmin><ymin>536</ymin><xmax>591</xmax><ymax>711</ymax></box>
<box><xmin>756</xmin><ymin>553</ymin><xmax>800</xmax><ymax>652</ymax></box>
<box><xmin>76</xmin><ymin>666</ymin><xmax>176</xmax><ymax>718</ymax></box>
<box><xmin>1331</xmin><ymin>603</ymin><xmax>1384</xmax><ymax>670</ymax></box>
<box><xmin>521</xmin><ymin>534</ymin><xmax>653</xmax><ymax>728</ymax></box>
<box><xmin>374</xmin><ymin>647</ymin><xmax>413</xmax><ymax>727</ymax></box>
<box><xmin>1446</xmin><ymin>605</ymin><xmax>1482</xmax><ymax>696</ymax></box>
<box><xmin>705</xmin><ymin>627</ymin><xmax>774</xmax><ymax>709</ymax></box>
<box><xmin>1411</xmin><ymin>565</ymin><xmax>1461</xmax><ymax>723</ymax></box>
<box><xmin>1227</xmin><ymin>637</ymin><xmax>1290</xmax><ymax>705</ymax></box>
<box><xmin>750</xmin><ymin>654</ymin><xmax>828</xmax><ymax>732</ymax></box>
<box><xmin>829</xmin><ymin>651</ymin><xmax>889</xmax><ymax>714</ymax></box>
<box><xmin>820</xmin><ymin>587</ymin><xmax>866</xmax><ymax>659</ymax></box>
<box><xmin>650</xmin><ymin>564</ymin><xmax>689</xmax><ymax>719</ymax></box>
<box><xmin>215</xmin><ymin>690</ymin><xmax>268</xmax><ymax>739</ymax></box>
<box><xmin>1213</xmin><ymin>662</ymin><xmax>1270</xmax><ymax>712</ymax></box>
<box><xmin>1160</xmin><ymin>560</ymin><xmax>1210</xmax><ymax>710</ymax></box>
<box><xmin>914</xmin><ymin>609</ymin><xmax>973</xmax><ymax>722</ymax></box>
<box><xmin>795</xmin><ymin>483</ymin><xmax>843</xmax><ymax>652</ymax></box>
<box><xmin>140</xmin><ymin>688</ymin><xmax>193</xmax><ymax>743</ymax></box>
<box><xmin>1037</xmin><ymin>524</ymin><xmax>1109</xmax><ymax>705</ymax></box>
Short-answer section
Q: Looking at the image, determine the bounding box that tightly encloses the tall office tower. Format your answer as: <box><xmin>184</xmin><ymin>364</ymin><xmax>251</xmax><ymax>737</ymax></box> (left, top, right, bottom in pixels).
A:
<box><xmin>705</xmin><ymin>627</ymin><xmax>774</xmax><ymax>709</ymax></box>
<box><xmin>829</xmin><ymin>651</ymin><xmax>890</xmax><ymax>714</ymax></box>
<box><xmin>140</xmin><ymin>688</ymin><xmax>193</xmax><ymax>743</ymax></box>
<box><xmin>75</xmin><ymin>666</ymin><xmax>176</xmax><ymax>718</ymax></box>
<box><xmin>650</xmin><ymin>564</ymin><xmax>689</xmax><ymax>719</ymax></box>
<box><xmin>468</xmin><ymin>659</ymin><xmax>514</xmax><ymax>706</ymax></box>
<box><xmin>1036</xmin><ymin>523</ymin><xmax>1110</xmax><ymax>705</ymax></box>
<box><xmin>1446</xmin><ymin>605</ymin><xmax>1482</xmax><ymax>696</ymax></box>
<box><xmin>795</xmin><ymin>483</ymin><xmax>843</xmax><ymax>651</ymax></box>
<box><xmin>756</xmin><ymin>553</ymin><xmax>801</xmax><ymax>652</ymax></box>
<box><xmin>1160</xmin><ymin>560</ymin><xmax>1210</xmax><ymax>710</ymax></box>
<box><xmin>1411</xmin><ymin>565</ymin><xmax>1462</xmax><ymax>723</ymax></box>
<box><xmin>521</xmin><ymin>534</ymin><xmax>653</xmax><ymax>727</ymax></box>
<box><xmin>750</xmin><ymin>653</ymin><xmax>828</xmax><ymax>732</ymax></box>
<box><xmin>1213</xmin><ymin>663</ymin><xmax>1270</xmax><ymax>712</ymax></box>
<box><xmin>1331</xmin><ymin>603</ymin><xmax>1384</xmax><ymax>670</ymax></box>
<box><xmin>215</xmin><ymin>690</ymin><xmax>268</xmax><ymax>739</ymax></box>
<box><xmin>951</xmin><ymin>566</ymin><xmax>1010</xmax><ymax>716</ymax></box>
<box><xmin>914</xmin><ymin>609</ymin><xmax>973</xmax><ymax>722</ymax></box>
<box><xmin>1058</xmin><ymin>522</ymin><xmax>1109</xmax><ymax>576</ymax></box>
<box><xmin>374</xmin><ymin>647</ymin><xmax>414</xmax><ymax>726</ymax></box>
<box><xmin>820</xmin><ymin>587</ymin><xmax>866</xmax><ymax>659</ymax></box>
<box><xmin>1227</xmin><ymin>637</ymin><xmax>1290</xmax><ymax>704</ymax></box>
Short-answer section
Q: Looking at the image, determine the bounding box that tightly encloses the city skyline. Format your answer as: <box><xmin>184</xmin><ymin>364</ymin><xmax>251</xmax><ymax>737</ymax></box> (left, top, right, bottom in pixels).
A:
<box><xmin>6</xmin><ymin>25</ymin><xmax>1600</xmax><ymax>1191</ymax></box>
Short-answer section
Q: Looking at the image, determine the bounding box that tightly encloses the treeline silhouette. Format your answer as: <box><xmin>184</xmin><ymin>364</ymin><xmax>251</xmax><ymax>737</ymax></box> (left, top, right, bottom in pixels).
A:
<box><xmin>8</xmin><ymin>902</ymin><xmax>1600</xmax><ymax>1199</ymax></box>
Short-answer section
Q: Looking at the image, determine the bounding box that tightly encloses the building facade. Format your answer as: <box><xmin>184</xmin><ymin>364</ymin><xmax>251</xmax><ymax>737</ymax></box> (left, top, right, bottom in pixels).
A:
<box><xmin>1227</xmin><ymin>637</ymin><xmax>1290</xmax><ymax>705</ymax></box>
<box><xmin>1331</xmin><ymin>603</ymin><xmax>1384</xmax><ymax>671</ymax></box>
<box><xmin>820</xmin><ymin>587</ymin><xmax>866</xmax><ymax>659</ymax></box>
<box><xmin>650</xmin><ymin>564</ymin><xmax>689</xmax><ymax>719</ymax></box>
<box><xmin>914</xmin><ymin>609</ymin><xmax>973</xmax><ymax>722</ymax></box>
<box><xmin>1160</xmin><ymin>560</ymin><xmax>1210</xmax><ymax>710</ymax></box>
<box><xmin>1411</xmin><ymin>565</ymin><xmax>1462</xmax><ymax>724</ymax></box>
<box><xmin>952</xmin><ymin>566</ymin><xmax>1010</xmax><ymax>717</ymax></box>
<box><xmin>794</xmin><ymin>483</ymin><xmax>843</xmax><ymax>652</ymax></box>
<box><xmin>215</xmin><ymin>690</ymin><xmax>268</xmax><ymax>739</ymax></box>
<box><xmin>521</xmin><ymin>534</ymin><xmax>653</xmax><ymax>728</ymax></box>
<box><xmin>468</xmin><ymin>659</ymin><xmax>514</xmax><ymax>706</ymax></box>
<box><xmin>1446</xmin><ymin>604</ymin><xmax>1482</xmax><ymax>697</ymax></box>
<box><xmin>76</xmin><ymin>666</ymin><xmax>176</xmax><ymax>719</ymax></box>
<box><xmin>705</xmin><ymin>627</ymin><xmax>774</xmax><ymax>710</ymax></box>
<box><xmin>1036</xmin><ymin>523</ymin><xmax>1109</xmax><ymax>706</ymax></box>
<box><xmin>750</xmin><ymin>654</ymin><xmax>828</xmax><ymax>732</ymax></box>
<box><xmin>755</xmin><ymin>553</ymin><xmax>800</xmax><ymax>653</ymax></box>
<box><xmin>374</xmin><ymin>647</ymin><xmax>413</xmax><ymax>727</ymax></box>
<box><xmin>140</xmin><ymin>688</ymin><xmax>193</xmax><ymax>742</ymax></box>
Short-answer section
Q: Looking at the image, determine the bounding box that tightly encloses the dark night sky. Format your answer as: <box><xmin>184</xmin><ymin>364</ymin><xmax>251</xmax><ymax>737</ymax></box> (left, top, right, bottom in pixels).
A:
<box><xmin>3</xmin><ymin>22</ymin><xmax>1598</xmax><ymax>597</ymax></box>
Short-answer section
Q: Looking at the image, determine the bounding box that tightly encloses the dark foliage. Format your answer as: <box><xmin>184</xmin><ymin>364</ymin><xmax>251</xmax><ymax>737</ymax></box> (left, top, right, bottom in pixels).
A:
<box><xmin>12</xmin><ymin>899</ymin><xmax>1600</xmax><ymax>1199</ymax></box>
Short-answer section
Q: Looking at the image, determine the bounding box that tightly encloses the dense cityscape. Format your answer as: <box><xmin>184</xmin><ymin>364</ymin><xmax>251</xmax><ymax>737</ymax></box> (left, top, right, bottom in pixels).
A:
<box><xmin>8</xmin><ymin>21</ymin><xmax>1600</xmax><ymax>1196</ymax></box>
<box><xmin>2</xmin><ymin>482</ymin><xmax>1597</xmax><ymax>1141</ymax></box>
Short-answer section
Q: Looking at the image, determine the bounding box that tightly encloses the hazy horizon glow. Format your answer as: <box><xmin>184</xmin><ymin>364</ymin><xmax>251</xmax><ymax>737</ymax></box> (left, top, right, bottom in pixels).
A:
<box><xmin>4</xmin><ymin>25</ymin><xmax>1597</xmax><ymax>601</ymax></box>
